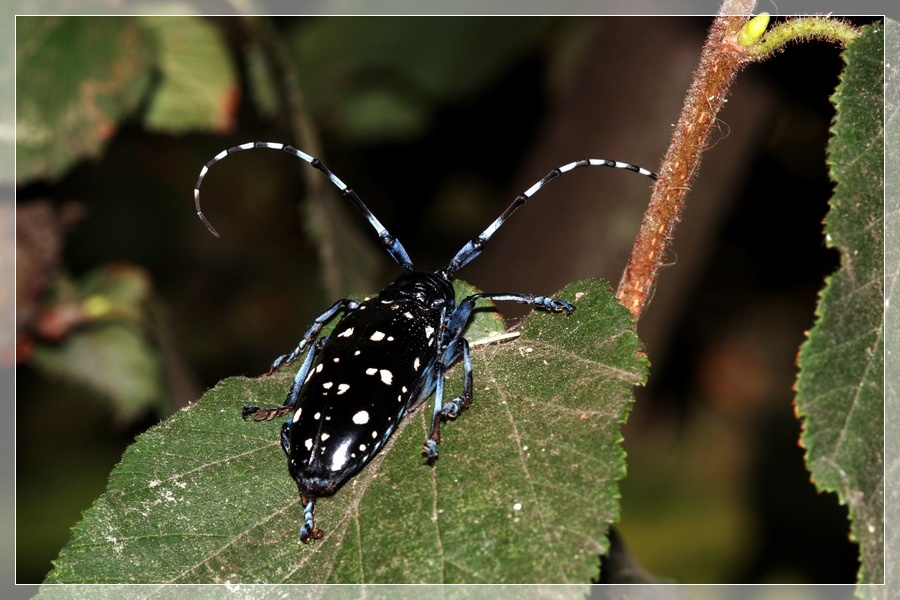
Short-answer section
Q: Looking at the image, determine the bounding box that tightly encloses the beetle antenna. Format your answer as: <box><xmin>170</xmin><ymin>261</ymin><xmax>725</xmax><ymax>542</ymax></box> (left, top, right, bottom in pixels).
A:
<box><xmin>194</xmin><ymin>141</ymin><xmax>414</xmax><ymax>269</ymax></box>
<box><xmin>442</xmin><ymin>159</ymin><xmax>657</xmax><ymax>278</ymax></box>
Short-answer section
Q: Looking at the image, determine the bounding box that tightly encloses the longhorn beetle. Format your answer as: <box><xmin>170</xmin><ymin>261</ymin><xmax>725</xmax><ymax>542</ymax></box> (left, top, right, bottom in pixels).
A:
<box><xmin>194</xmin><ymin>141</ymin><xmax>656</xmax><ymax>542</ymax></box>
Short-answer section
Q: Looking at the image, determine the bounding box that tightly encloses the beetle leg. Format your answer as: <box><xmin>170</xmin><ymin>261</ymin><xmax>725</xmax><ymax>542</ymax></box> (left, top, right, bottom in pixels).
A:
<box><xmin>419</xmin><ymin>298</ymin><xmax>482</xmax><ymax>460</ymax></box>
<box><xmin>460</xmin><ymin>292</ymin><xmax>574</xmax><ymax>315</ymax></box>
<box><xmin>241</xmin><ymin>405</ymin><xmax>292</xmax><ymax>421</ymax></box>
<box><xmin>423</xmin><ymin>336</ymin><xmax>473</xmax><ymax>462</ymax></box>
<box><xmin>243</xmin><ymin>337</ymin><xmax>327</xmax><ymax>420</ymax></box>
<box><xmin>440</xmin><ymin>338</ymin><xmax>472</xmax><ymax>418</ymax></box>
<box><xmin>422</xmin><ymin>363</ymin><xmax>447</xmax><ymax>463</ymax></box>
<box><xmin>299</xmin><ymin>497</ymin><xmax>323</xmax><ymax>543</ymax></box>
<box><xmin>268</xmin><ymin>299</ymin><xmax>360</xmax><ymax>373</ymax></box>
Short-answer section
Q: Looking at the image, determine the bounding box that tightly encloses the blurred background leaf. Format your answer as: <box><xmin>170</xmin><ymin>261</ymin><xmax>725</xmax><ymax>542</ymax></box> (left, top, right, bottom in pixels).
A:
<box><xmin>16</xmin><ymin>17</ymin><xmax>154</xmax><ymax>183</ymax></box>
<box><xmin>30</xmin><ymin>265</ymin><xmax>169</xmax><ymax>424</ymax></box>
<box><xmin>140</xmin><ymin>16</ymin><xmax>238</xmax><ymax>134</ymax></box>
<box><xmin>286</xmin><ymin>17</ymin><xmax>555</xmax><ymax>143</ymax></box>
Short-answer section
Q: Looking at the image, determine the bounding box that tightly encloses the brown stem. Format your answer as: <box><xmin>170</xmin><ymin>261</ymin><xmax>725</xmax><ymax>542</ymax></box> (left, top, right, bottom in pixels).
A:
<box><xmin>616</xmin><ymin>3</ymin><xmax>757</xmax><ymax>321</ymax></box>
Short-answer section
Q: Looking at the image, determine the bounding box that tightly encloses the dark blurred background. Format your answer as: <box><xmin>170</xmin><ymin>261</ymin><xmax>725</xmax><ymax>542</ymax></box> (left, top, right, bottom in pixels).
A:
<box><xmin>16</xmin><ymin>16</ymin><xmax>876</xmax><ymax>583</ymax></box>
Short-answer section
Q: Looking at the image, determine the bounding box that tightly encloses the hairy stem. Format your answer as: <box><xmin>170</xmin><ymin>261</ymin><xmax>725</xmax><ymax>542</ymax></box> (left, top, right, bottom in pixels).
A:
<box><xmin>616</xmin><ymin>1</ymin><xmax>756</xmax><ymax>319</ymax></box>
<box><xmin>745</xmin><ymin>16</ymin><xmax>861</xmax><ymax>59</ymax></box>
<box><xmin>616</xmin><ymin>3</ymin><xmax>862</xmax><ymax>322</ymax></box>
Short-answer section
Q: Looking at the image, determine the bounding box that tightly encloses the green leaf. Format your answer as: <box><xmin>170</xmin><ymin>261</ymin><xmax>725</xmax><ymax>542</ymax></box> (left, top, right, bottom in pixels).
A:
<box><xmin>794</xmin><ymin>23</ymin><xmax>884</xmax><ymax>584</ymax></box>
<box><xmin>44</xmin><ymin>279</ymin><xmax>646</xmax><ymax>583</ymax></box>
<box><xmin>16</xmin><ymin>16</ymin><xmax>154</xmax><ymax>184</ymax></box>
<box><xmin>140</xmin><ymin>16</ymin><xmax>238</xmax><ymax>133</ymax></box>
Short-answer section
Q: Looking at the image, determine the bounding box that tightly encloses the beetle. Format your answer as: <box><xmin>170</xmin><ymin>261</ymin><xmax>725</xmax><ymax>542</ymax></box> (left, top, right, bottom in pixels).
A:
<box><xmin>194</xmin><ymin>141</ymin><xmax>656</xmax><ymax>542</ymax></box>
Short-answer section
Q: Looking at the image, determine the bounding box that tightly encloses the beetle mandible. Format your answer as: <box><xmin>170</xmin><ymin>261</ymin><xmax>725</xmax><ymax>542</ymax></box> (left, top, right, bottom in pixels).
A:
<box><xmin>194</xmin><ymin>141</ymin><xmax>656</xmax><ymax>542</ymax></box>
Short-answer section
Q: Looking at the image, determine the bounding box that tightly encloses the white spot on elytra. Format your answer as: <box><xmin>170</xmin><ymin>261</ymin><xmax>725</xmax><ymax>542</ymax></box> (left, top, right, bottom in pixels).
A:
<box><xmin>354</xmin><ymin>350</ymin><xmax>361</xmax><ymax>356</ymax></box>
<box><xmin>337</xmin><ymin>383</ymin><xmax>350</xmax><ymax>395</ymax></box>
<box><xmin>413</xmin><ymin>357</ymin><xmax>420</xmax><ymax>371</ymax></box>
<box><xmin>403</xmin><ymin>312</ymin><xmax>414</xmax><ymax>319</ymax></box>
<box><xmin>379</xmin><ymin>369</ymin><xmax>393</xmax><ymax>385</ymax></box>
<box><xmin>322</xmin><ymin>381</ymin><xmax>334</xmax><ymax>389</ymax></box>
<box><xmin>314</xmin><ymin>412</ymin><xmax>321</xmax><ymax>420</ymax></box>
<box><xmin>370</xmin><ymin>331</ymin><xmax>386</xmax><ymax>341</ymax></box>
<box><xmin>365</xmin><ymin>368</ymin><xmax>378</xmax><ymax>376</ymax></box>
<box><xmin>353</xmin><ymin>410</ymin><xmax>369</xmax><ymax>424</ymax></box>
<box><xmin>425</xmin><ymin>325</ymin><xmax>435</xmax><ymax>339</ymax></box>
<box><xmin>333</xmin><ymin>357</ymin><xmax>340</xmax><ymax>363</ymax></box>
<box><xmin>330</xmin><ymin>439</ymin><xmax>351</xmax><ymax>471</ymax></box>
<box><xmin>371</xmin><ymin>430</ymin><xmax>378</xmax><ymax>439</ymax></box>
<box><xmin>337</xmin><ymin>327</ymin><xmax>354</xmax><ymax>338</ymax></box>
<box><xmin>359</xmin><ymin>443</ymin><xmax>367</xmax><ymax>452</ymax></box>
<box><xmin>315</xmin><ymin>364</ymin><xmax>324</xmax><ymax>373</ymax></box>
<box><xmin>305</xmin><ymin>438</ymin><xmax>313</xmax><ymax>451</ymax></box>
<box><xmin>292</xmin><ymin>407</ymin><xmax>302</xmax><ymax>422</ymax></box>
<box><xmin>321</xmin><ymin>433</ymin><xmax>330</xmax><ymax>441</ymax></box>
